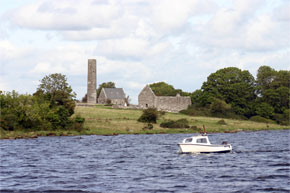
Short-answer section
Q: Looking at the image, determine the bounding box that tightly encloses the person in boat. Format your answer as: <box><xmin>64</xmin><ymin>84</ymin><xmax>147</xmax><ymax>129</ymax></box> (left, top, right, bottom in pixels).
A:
<box><xmin>200</xmin><ymin>125</ymin><xmax>207</xmax><ymax>136</ymax></box>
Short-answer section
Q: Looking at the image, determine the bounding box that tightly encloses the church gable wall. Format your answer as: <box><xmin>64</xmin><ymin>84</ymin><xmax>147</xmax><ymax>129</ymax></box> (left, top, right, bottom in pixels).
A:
<box><xmin>98</xmin><ymin>89</ymin><xmax>107</xmax><ymax>104</ymax></box>
<box><xmin>138</xmin><ymin>85</ymin><xmax>156</xmax><ymax>108</ymax></box>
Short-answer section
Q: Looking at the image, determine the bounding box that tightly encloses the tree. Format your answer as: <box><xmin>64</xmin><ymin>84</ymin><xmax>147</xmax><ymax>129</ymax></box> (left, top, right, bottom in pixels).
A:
<box><xmin>256</xmin><ymin>67</ymin><xmax>290</xmax><ymax>114</ymax></box>
<box><xmin>210</xmin><ymin>98</ymin><xmax>231</xmax><ymax>114</ymax></box>
<box><xmin>34</xmin><ymin>73</ymin><xmax>76</xmax><ymax>129</ymax></box>
<box><xmin>0</xmin><ymin>91</ymin><xmax>51</xmax><ymax>131</ymax></box>
<box><xmin>201</xmin><ymin>67</ymin><xmax>256</xmax><ymax>116</ymax></box>
<box><xmin>97</xmin><ymin>82</ymin><xmax>116</xmax><ymax>98</ymax></box>
<box><xmin>35</xmin><ymin>73</ymin><xmax>76</xmax><ymax>115</ymax></box>
<box><xmin>1</xmin><ymin>74</ymin><xmax>84</xmax><ymax>131</ymax></box>
<box><xmin>256</xmin><ymin>66</ymin><xmax>276</xmax><ymax>95</ymax></box>
<box><xmin>149</xmin><ymin>82</ymin><xmax>179</xmax><ymax>96</ymax></box>
<box><xmin>255</xmin><ymin>103</ymin><xmax>274</xmax><ymax>119</ymax></box>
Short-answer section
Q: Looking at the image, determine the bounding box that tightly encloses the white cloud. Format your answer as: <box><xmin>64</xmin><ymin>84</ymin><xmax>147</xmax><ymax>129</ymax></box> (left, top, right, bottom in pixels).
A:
<box><xmin>96</xmin><ymin>37</ymin><xmax>171</xmax><ymax>60</ymax></box>
<box><xmin>187</xmin><ymin>0</ymin><xmax>289</xmax><ymax>53</ymax></box>
<box><xmin>0</xmin><ymin>40</ymin><xmax>28</xmax><ymax>60</ymax></box>
<box><xmin>0</xmin><ymin>0</ymin><xmax>289</xmax><ymax>102</ymax></box>
<box><xmin>31</xmin><ymin>62</ymin><xmax>65</xmax><ymax>74</ymax></box>
<box><xmin>10</xmin><ymin>0</ymin><xmax>122</xmax><ymax>30</ymax></box>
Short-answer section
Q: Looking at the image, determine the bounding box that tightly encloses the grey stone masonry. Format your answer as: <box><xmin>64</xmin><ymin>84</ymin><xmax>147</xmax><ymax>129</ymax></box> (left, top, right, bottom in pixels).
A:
<box><xmin>87</xmin><ymin>59</ymin><xmax>97</xmax><ymax>103</ymax></box>
<box><xmin>98</xmin><ymin>88</ymin><xmax>127</xmax><ymax>106</ymax></box>
<box><xmin>138</xmin><ymin>85</ymin><xmax>191</xmax><ymax>112</ymax></box>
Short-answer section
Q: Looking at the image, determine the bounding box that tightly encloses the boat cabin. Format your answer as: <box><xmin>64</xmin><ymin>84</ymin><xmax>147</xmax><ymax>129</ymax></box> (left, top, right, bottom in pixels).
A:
<box><xmin>182</xmin><ymin>135</ymin><xmax>211</xmax><ymax>145</ymax></box>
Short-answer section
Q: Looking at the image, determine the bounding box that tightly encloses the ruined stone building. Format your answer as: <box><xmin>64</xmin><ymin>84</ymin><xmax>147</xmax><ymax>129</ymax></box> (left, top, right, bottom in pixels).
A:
<box><xmin>138</xmin><ymin>85</ymin><xmax>191</xmax><ymax>112</ymax></box>
<box><xmin>98</xmin><ymin>88</ymin><xmax>127</xmax><ymax>106</ymax></box>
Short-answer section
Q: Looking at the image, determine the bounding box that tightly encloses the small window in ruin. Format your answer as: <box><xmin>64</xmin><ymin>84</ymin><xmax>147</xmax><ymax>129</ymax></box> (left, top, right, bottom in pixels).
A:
<box><xmin>146</xmin><ymin>104</ymin><xmax>148</xmax><ymax>107</ymax></box>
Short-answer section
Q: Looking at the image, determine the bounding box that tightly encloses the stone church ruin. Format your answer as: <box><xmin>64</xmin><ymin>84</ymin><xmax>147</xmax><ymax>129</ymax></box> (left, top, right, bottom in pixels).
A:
<box><xmin>85</xmin><ymin>59</ymin><xmax>190</xmax><ymax>111</ymax></box>
<box><xmin>98</xmin><ymin>88</ymin><xmax>127</xmax><ymax>106</ymax></box>
<box><xmin>138</xmin><ymin>85</ymin><xmax>191</xmax><ymax>112</ymax></box>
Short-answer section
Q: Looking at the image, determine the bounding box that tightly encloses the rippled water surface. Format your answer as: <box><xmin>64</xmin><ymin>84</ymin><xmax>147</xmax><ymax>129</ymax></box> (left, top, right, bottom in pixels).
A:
<box><xmin>1</xmin><ymin>130</ymin><xmax>290</xmax><ymax>193</ymax></box>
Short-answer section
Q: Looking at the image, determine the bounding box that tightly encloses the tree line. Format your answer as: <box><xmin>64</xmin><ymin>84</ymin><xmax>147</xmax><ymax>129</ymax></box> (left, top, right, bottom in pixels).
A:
<box><xmin>0</xmin><ymin>73</ymin><xmax>85</xmax><ymax>131</ymax></box>
<box><xmin>151</xmin><ymin>66</ymin><xmax>289</xmax><ymax>125</ymax></box>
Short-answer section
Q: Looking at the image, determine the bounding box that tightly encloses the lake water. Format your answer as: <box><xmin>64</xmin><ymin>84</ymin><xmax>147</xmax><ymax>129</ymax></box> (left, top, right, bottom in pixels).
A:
<box><xmin>0</xmin><ymin>130</ymin><xmax>289</xmax><ymax>193</ymax></box>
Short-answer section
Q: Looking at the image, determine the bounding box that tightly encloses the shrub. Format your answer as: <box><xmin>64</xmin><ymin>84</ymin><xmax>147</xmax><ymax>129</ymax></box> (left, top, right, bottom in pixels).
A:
<box><xmin>81</xmin><ymin>94</ymin><xmax>87</xmax><ymax>103</ymax></box>
<box><xmin>210</xmin><ymin>98</ymin><xmax>231</xmax><ymax>114</ymax></box>
<box><xmin>273</xmin><ymin>110</ymin><xmax>290</xmax><ymax>125</ymax></box>
<box><xmin>191</xmin><ymin>125</ymin><xmax>198</xmax><ymax>129</ymax></box>
<box><xmin>190</xmin><ymin>125</ymin><xmax>199</xmax><ymax>132</ymax></box>
<box><xmin>282</xmin><ymin>109</ymin><xmax>290</xmax><ymax>125</ymax></box>
<box><xmin>0</xmin><ymin>73</ymin><xmax>81</xmax><ymax>131</ymax></box>
<box><xmin>158</xmin><ymin>111</ymin><xmax>166</xmax><ymax>117</ymax></box>
<box><xmin>138</xmin><ymin>108</ymin><xmax>158</xmax><ymax>123</ymax></box>
<box><xmin>217</xmin><ymin>119</ymin><xmax>227</xmax><ymax>125</ymax></box>
<box><xmin>180</xmin><ymin>106</ymin><xmax>211</xmax><ymax>117</ymax></box>
<box><xmin>0</xmin><ymin>91</ymin><xmax>51</xmax><ymax>131</ymax></box>
<box><xmin>160</xmin><ymin>119</ymin><xmax>189</xmax><ymax>128</ymax></box>
<box><xmin>73</xmin><ymin>115</ymin><xmax>86</xmax><ymax>131</ymax></box>
<box><xmin>106</xmin><ymin>99</ymin><xmax>112</xmax><ymax>104</ymax></box>
<box><xmin>249</xmin><ymin>115</ymin><xmax>275</xmax><ymax>124</ymax></box>
<box><xmin>142</xmin><ymin>123</ymin><xmax>154</xmax><ymax>130</ymax></box>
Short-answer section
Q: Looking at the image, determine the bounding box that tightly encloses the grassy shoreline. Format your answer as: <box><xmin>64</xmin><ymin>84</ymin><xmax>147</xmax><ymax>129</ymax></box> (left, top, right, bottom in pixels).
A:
<box><xmin>1</xmin><ymin>105</ymin><xmax>289</xmax><ymax>140</ymax></box>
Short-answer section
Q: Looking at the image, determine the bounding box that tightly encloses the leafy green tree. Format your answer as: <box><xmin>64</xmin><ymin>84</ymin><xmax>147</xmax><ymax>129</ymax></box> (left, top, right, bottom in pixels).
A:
<box><xmin>256</xmin><ymin>66</ymin><xmax>290</xmax><ymax>114</ymax></box>
<box><xmin>97</xmin><ymin>82</ymin><xmax>116</xmax><ymax>98</ymax></box>
<box><xmin>34</xmin><ymin>73</ymin><xmax>76</xmax><ymax>130</ymax></box>
<box><xmin>282</xmin><ymin>109</ymin><xmax>290</xmax><ymax>125</ymax></box>
<box><xmin>277</xmin><ymin>86</ymin><xmax>290</xmax><ymax>112</ymax></box>
<box><xmin>148</xmin><ymin>82</ymin><xmax>190</xmax><ymax>97</ymax></box>
<box><xmin>256</xmin><ymin>66</ymin><xmax>276</xmax><ymax>94</ymax></box>
<box><xmin>149</xmin><ymin>82</ymin><xmax>179</xmax><ymax>96</ymax></box>
<box><xmin>201</xmin><ymin>67</ymin><xmax>256</xmax><ymax>116</ymax></box>
<box><xmin>262</xmin><ymin>89</ymin><xmax>280</xmax><ymax>112</ymax></box>
<box><xmin>1</xmin><ymin>74</ymin><xmax>85</xmax><ymax>131</ymax></box>
<box><xmin>255</xmin><ymin>103</ymin><xmax>274</xmax><ymax>119</ymax></box>
<box><xmin>210</xmin><ymin>98</ymin><xmax>231</xmax><ymax>114</ymax></box>
<box><xmin>0</xmin><ymin>91</ymin><xmax>51</xmax><ymax>131</ymax></box>
<box><xmin>35</xmin><ymin>73</ymin><xmax>76</xmax><ymax>115</ymax></box>
<box><xmin>271</xmin><ymin>70</ymin><xmax>290</xmax><ymax>89</ymax></box>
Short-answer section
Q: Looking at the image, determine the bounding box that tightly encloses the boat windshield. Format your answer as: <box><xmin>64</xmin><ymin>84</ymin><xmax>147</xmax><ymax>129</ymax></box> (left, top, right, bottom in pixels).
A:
<box><xmin>196</xmin><ymin>138</ymin><xmax>207</xmax><ymax>143</ymax></box>
<box><xmin>185</xmin><ymin>138</ymin><xmax>192</xmax><ymax>143</ymax></box>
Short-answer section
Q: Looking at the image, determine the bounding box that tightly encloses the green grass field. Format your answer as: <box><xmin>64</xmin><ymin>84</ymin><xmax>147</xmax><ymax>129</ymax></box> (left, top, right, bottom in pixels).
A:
<box><xmin>74</xmin><ymin>105</ymin><xmax>289</xmax><ymax>135</ymax></box>
<box><xmin>1</xmin><ymin>104</ymin><xmax>289</xmax><ymax>139</ymax></box>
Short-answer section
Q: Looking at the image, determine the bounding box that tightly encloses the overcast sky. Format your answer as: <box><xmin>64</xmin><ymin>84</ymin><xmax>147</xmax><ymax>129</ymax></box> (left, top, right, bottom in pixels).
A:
<box><xmin>0</xmin><ymin>0</ymin><xmax>289</xmax><ymax>103</ymax></box>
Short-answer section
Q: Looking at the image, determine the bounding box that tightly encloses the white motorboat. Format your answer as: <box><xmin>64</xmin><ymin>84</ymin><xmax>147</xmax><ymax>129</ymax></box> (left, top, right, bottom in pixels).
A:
<box><xmin>178</xmin><ymin>133</ymin><xmax>232</xmax><ymax>153</ymax></box>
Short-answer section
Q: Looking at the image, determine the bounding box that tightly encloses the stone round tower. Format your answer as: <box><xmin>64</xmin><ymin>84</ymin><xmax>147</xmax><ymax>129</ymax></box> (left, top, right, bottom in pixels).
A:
<box><xmin>87</xmin><ymin>59</ymin><xmax>97</xmax><ymax>103</ymax></box>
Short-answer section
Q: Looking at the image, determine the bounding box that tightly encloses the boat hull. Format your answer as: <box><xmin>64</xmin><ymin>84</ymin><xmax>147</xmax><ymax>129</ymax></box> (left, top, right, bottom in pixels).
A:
<box><xmin>178</xmin><ymin>143</ymin><xmax>232</xmax><ymax>153</ymax></box>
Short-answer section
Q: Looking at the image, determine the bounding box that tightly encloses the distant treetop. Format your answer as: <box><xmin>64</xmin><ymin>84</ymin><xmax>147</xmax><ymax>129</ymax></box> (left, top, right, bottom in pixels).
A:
<box><xmin>149</xmin><ymin>82</ymin><xmax>181</xmax><ymax>96</ymax></box>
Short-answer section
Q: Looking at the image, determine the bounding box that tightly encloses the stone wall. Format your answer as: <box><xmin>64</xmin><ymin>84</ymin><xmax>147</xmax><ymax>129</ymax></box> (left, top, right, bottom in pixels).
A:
<box><xmin>155</xmin><ymin>95</ymin><xmax>191</xmax><ymax>112</ymax></box>
<box><xmin>138</xmin><ymin>85</ymin><xmax>191</xmax><ymax>112</ymax></box>
<box><xmin>111</xmin><ymin>99</ymin><xmax>126</xmax><ymax>106</ymax></box>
